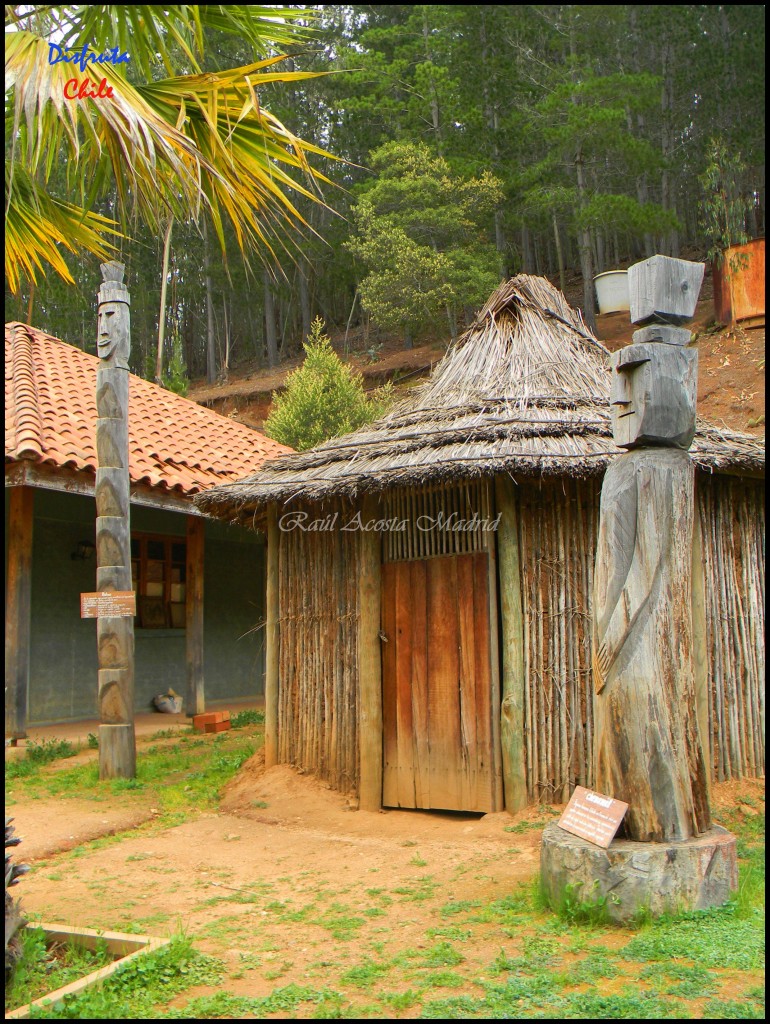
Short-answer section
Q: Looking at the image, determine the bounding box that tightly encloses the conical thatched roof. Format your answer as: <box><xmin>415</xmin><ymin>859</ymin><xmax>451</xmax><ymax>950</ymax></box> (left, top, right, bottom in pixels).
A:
<box><xmin>196</xmin><ymin>275</ymin><xmax>764</xmax><ymax>523</ymax></box>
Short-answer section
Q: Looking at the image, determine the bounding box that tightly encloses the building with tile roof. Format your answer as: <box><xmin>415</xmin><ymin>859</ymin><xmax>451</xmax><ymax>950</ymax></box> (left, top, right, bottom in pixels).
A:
<box><xmin>5</xmin><ymin>322</ymin><xmax>291</xmax><ymax>733</ymax></box>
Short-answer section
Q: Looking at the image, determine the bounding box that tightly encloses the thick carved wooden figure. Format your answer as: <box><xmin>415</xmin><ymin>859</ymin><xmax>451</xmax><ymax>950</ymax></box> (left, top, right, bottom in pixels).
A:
<box><xmin>593</xmin><ymin>255</ymin><xmax>710</xmax><ymax>842</ymax></box>
<box><xmin>96</xmin><ymin>261</ymin><xmax>136</xmax><ymax>779</ymax></box>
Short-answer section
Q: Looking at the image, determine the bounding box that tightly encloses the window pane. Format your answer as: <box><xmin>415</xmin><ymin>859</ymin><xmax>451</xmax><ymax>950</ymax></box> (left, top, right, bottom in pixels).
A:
<box><xmin>146</xmin><ymin>560</ymin><xmax>164</xmax><ymax>582</ymax></box>
<box><xmin>147</xmin><ymin>540</ymin><xmax>165</xmax><ymax>560</ymax></box>
<box><xmin>130</xmin><ymin>539</ymin><xmax>140</xmax><ymax>558</ymax></box>
<box><xmin>172</xmin><ymin>543</ymin><xmax>186</xmax><ymax>563</ymax></box>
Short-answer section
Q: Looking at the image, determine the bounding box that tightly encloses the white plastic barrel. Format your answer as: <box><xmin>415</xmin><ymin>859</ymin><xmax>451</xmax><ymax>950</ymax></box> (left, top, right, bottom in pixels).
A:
<box><xmin>593</xmin><ymin>270</ymin><xmax>630</xmax><ymax>314</ymax></box>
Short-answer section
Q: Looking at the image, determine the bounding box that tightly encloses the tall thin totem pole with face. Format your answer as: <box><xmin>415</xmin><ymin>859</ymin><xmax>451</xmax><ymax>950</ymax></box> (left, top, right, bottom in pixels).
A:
<box><xmin>96</xmin><ymin>261</ymin><xmax>136</xmax><ymax>779</ymax></box>
<box><xmin>593</xmin><ymin>256</ymin><xmax>710</xmax><ymax>842</ymax></box>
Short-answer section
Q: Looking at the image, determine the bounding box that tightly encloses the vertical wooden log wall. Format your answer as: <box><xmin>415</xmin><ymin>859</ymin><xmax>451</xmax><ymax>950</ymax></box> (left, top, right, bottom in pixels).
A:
<box><xmin>518</xmin><ymin>477</ymin><xmax>600</xmax><ymax>803</ymax></box>
<box><xmin>495</xmin><ymin>476</ymin><xmax>527</xmax><ymax>812</ymax></box>
<box><xmin>691</xmin><ymin>501</ymin><xmax>711</xmax><ymax>790</ymax></box>
<box><xmin>358</xmin><ymin>494</ymin><xmax>383</xmax><ymax>810</ymax></box>
<box><xmin>264</xmin><ymin>506</ymin><xmax>280</xmax><ymax>768</ymax></box>
<box><xmin>514</xmin><ymin>472</ymin><xmax>763</xmax><ymax>803</ymax></box>
<box><xmin>698</xmin><ymin>475</ymin><xmax>765</xmax><ymax>780</ymax></box>
<box><xmin>276</xmin><ymin>501</ymin><xmax>361</xmax><ymax>793</ymax></box>
<box><xmin>185</xmin><ymin>515</ymin><xmax>205</xmax><ymax>717</ymax></box>
<box><xmin>5</xmin><ymin>486</ymin><xmax>34</xmax><ymax>740</ymax></box>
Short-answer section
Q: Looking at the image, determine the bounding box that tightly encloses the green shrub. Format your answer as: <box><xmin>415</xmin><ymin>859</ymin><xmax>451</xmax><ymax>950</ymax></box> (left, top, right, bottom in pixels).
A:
<box><xmin>264</xmin><ymin>317</ymin><xmax>393</xmax><ymax>451</ymax></box>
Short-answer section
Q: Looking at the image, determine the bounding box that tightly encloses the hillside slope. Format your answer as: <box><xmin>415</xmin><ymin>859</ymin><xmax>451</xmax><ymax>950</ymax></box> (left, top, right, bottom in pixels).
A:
<box><xmin>188</xmin><ymin>269</ymin><xmax>764</xmax><ymax>440</ymax></box>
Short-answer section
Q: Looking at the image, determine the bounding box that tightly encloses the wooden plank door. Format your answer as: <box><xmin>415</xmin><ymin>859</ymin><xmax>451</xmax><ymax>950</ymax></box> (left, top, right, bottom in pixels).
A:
<box><xmin>381</xmin><ymin>551</ymin><xmax>498</xmax><ymax>812</ymax></box>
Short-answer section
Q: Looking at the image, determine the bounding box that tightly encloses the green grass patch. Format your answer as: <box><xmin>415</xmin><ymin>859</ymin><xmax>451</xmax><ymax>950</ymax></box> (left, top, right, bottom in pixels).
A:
<box><xmin>230</xmin><ymin>708</ymin><xmax>265</xmax><ymax>728</ymax></box>
<box><xmin>6</xmin><ymin>734</ymin><xmax>260</xmax><ymax>820</ymax></box>
<box><xmin>6</xmin><ymin>739</ymin><xmax>79</xmax><ymax>780</ymax></box>
<box><xmin>638</xmin><ymin>961</ymin><xmax>718</xmax><ymax>997</ymax></box>
<box><xmin>24</xmin><ymin>936</ymin><xmax>222</xmax><ymax>1018</ymax></box>
<box><xmin>166</xmin><ymin>983</ymin><xmax>338</xmax><ymax>1019</ymax></box>
<box><xmin>340</xmin><ymin>958</ymin><xmax>392</xmax><ymax>989</ymax></box>
<box><xmin>312</xmin><ymin>903</ymin><xmax>366</xmax><ymax>941</ymax></box>
<box><xmin>701</xmin><ymin>998</ymin><xmax>765</xmax><ymax>1019</ymax></box>
<box><xmin>417</xmin><ymin>941</ymin><xmax>465</xmax><ymax>969</ymax></box>
<box><xmin>393</xmin><ymin>875</ymin><xmax>439</xmax><ymax>903</ymax></box>
<box><xmin>6</xmin><ymin>927</ymin><xmax>113</xmax><ymax>1012</ymax></box>
<box><xmin>568</xmin><ymin>951</ymin><xmax>623</xmax><ymax>984</ymax></box>
<box><xmin>622</xmin><ymin>901</ymin><xmax>764</xmax><ymax>970</ymax></box>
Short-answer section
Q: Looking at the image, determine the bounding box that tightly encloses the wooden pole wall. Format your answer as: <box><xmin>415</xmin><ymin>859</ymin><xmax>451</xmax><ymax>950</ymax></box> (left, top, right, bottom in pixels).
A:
<box><xmin>5</xmin><ymin>486</ymin><xmax>34</xmax><ymax>740</ymax></box>
<box><xmin>275</xmin><ymin>501</ymin><xmax>361</xmax><ymax>792</ymax></box>
<box><xmin>495</xmin><ymin>476</ymin><xmax>527</xmax><ymax>812</ymax></box>
<box><xmin>698</xmin><ymin>476</ymin><xmax>765</xmax><ymax>781</ymax></box>
<box><xmin>691</xmin><ymin>497</ymin><xmax>711</xmax><ymax>791</ymax></box>
<box><xmin>518</xmin><ymin>477</ymin><xmax>599</xmax><ymax>803</ymax></box>
<box><xmin>358</xmin><ymin>495</ymin><xmax>383</xmax><ymax>810</ymax></box>
<box><xmin>265</xmin><ymin>505</ymin><xmax>280</xmax><ymax>767</ymax></box>
<box><xmin>185</xmin><ymin>515</ymin><xmax>205</xmax><ymax>716</ymax></box>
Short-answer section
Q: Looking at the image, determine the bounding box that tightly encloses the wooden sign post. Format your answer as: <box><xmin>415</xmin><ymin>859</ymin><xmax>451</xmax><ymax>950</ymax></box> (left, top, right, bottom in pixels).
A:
<box><xmin>95</xmin><ymin>262</ymin><xmax>136</xmax><ymax>779</ymax></box>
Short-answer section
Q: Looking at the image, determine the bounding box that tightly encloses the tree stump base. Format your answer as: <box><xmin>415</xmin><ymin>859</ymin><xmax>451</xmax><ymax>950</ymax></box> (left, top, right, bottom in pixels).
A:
<box><xmin>540</xmin><ymin>821</ymin><xmax>737</xmax><ymax>923</ymax></box>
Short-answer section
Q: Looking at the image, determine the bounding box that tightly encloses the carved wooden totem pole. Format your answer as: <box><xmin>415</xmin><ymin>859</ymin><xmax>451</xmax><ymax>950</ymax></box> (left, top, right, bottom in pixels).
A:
<box><xmin>96</xmin><ymin>261</ymin><xmax>136</xmax><ymax>779</ymax></box>
<box><xmin>593</xmin><ymin>256</ymin><xmax>710</xmax><ymax>842</ymax></box>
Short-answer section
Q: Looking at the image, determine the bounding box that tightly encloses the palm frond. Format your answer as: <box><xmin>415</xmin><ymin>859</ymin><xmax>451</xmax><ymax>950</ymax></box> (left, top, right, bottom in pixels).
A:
<box><xmin>7</xmin><ymin>6</ymin><xmax>316</xmax><ymax>77</ymax></box>
<box><xmin>6</xmin><ymin>28</ymin><xmax>340</xmax><ymax>291</ymax></box>
<box><xmin>5</xmin><ymin>163</ymin><xmax>118</xmax><ymax>294</ymax></box>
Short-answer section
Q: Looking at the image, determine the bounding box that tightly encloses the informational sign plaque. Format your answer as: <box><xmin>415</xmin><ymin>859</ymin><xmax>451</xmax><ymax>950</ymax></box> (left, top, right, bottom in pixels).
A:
<box><xmin>80</xmin><ymin>591</ymin><xmax>136</xmax><ymax>618</ymax></box>
<box><xmin>557</xmin><ymin>785</ymin><xmax>628</xmax><ymax>849</ymax></box>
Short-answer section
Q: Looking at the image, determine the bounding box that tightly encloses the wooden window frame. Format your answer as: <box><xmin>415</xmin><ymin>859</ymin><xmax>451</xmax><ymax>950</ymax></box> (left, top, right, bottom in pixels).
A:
<box><xmin>130</xmin><ymin>531</ymin><xmax>186</xmax><ymax>629</ymax></box>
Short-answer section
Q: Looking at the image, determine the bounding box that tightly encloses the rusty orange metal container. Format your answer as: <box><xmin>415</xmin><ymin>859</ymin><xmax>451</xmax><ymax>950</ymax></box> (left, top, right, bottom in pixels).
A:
<box><xmin>712</xmin><ymin>238</ymin><xmax>765</xmax><ymax>326</ymax></box>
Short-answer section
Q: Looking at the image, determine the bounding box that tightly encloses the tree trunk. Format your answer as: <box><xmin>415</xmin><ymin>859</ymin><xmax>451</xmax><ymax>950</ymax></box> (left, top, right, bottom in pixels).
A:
<box><xmin>299</xmin><ymin>260</ymin><xmax>312</xmax><ymax>343</ymax></box>
<box><xmin>520</xmin><ymin>226</ymin><xmax>534</xmax><ymax>273</ymax></box>
<box><xmin>575</xmin><ymin>150</ymin><xmax>597</xmax><ymax>333</ymax></box>
<box><xmin>553</xmin><ymin>214</ymin><xmax>567</xmax><ymax>295</ymax></box>
<box><xmin>155</xmin><ymin>217</ymin><xmax>173</xmax><ymax>384</ymax></box>
<box><xmin>264</xmin><ymin>269</ymin><xmax>278</xmax><ymax>368</ymax></box>
<box><xmin>204</xmin><ymin>223</ymin><xmax>216</xmax><ymax>384</ymax></box>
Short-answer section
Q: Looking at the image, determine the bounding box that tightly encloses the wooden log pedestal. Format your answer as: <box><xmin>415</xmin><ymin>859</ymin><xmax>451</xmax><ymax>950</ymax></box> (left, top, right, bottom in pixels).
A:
<box><xmin>540</xmin><ymin>821</ymin><xmax>738</xmax><ymax>923</ymax></box>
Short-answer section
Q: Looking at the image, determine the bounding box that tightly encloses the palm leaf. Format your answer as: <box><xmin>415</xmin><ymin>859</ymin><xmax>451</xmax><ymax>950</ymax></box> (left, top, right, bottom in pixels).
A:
<box><xmin>6</xmin><ymin>26</ymin><xmax>341</xmax><ymax>291</ymax></box>
<box><xmin>5</xmin><ymin>163</ymin><xmax>118</xmax><ymax>295</ymax></box>
<box><xmin>6</xmin><ymin>6</ymin><xmax>316</xmax><ymax>77</ymax></box>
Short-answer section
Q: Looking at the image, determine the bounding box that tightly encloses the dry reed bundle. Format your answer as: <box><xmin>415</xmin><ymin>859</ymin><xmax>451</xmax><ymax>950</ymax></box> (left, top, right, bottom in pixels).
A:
<box><xmin>276</xmin><ymin>500</ymin><xmax>361</xmax><ymax>792</ymax></box>
<box><xmin>698</xmin><ymin>476</ymin><xmax>765</xmax><ymax>780</ymax></box>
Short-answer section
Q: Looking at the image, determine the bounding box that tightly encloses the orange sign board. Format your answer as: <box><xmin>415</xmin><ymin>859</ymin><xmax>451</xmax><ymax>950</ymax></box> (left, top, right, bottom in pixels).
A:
<box><xmin>557</xmin><ymin>785</ymin><xmax>628</xmax><ymax>849</ymax></box>
<box><xmin>80</xmin><ymin>591</ymin><xmax>136</xmax><ymax>618</ymax></box>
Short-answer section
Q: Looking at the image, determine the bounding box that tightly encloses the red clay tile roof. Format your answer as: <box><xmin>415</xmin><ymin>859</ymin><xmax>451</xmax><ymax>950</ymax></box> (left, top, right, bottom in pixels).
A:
<box><xmin>5</xmin><ymin>322</ymin><xmax>292</xmax><ymax>496</ymax></box>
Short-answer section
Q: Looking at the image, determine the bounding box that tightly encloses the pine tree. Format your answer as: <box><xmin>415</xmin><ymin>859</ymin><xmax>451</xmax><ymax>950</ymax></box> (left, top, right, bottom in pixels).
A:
<box><xmin>264</xmin><ymin>318</ymin><xmax>393</xmax><ymax>451</ymax></box>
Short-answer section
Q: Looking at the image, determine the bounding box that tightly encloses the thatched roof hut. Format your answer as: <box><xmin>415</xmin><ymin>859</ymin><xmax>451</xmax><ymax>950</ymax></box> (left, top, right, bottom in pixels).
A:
<box><xmin>198</xmin><ymin>276</ymin><xmax>765</xmax><ymax>813</ymax></box>
<box><xmin>199</xmin><ymin>276</ymin><xmax>761</xmax><ymax>516</ymax></box>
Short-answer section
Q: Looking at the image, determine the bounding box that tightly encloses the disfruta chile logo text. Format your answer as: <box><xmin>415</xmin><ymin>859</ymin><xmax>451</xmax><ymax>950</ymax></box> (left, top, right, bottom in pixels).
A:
<box><xmin>48</xmin><ymin>42</ymin><xmax>130</xmax><ymax>99</ymax></box>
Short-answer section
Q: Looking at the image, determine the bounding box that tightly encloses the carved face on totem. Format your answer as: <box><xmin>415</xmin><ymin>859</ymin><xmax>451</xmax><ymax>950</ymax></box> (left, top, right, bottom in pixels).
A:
<box><xmin>97</xmin><ymin>299</ymin><xmax>130</xmax><ymax>368</ymax></box>
<box><xmin>610</xmin><ymin>343</ymin><xmax>698</xmax><ymax>450</ymax></box>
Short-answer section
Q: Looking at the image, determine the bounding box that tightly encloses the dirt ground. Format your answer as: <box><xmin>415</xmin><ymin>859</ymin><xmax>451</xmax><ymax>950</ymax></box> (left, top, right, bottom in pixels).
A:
<box><xmin>10</xmin><ymin>738</ymin><xmax>765</xmax><ymax>1016</ymax></box>
<box><xmin>14</xmin><ymin>747</ymin><xmax>543</xmax><ymax>934</ymax></box>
